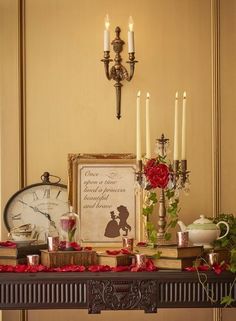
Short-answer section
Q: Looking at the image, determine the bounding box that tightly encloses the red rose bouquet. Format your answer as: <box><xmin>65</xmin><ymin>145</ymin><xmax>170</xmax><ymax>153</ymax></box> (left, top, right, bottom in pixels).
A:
<box><xmin>144</xmin><ymin>159</ymin><xmax>170</xmax><ymax>189</ymax></box>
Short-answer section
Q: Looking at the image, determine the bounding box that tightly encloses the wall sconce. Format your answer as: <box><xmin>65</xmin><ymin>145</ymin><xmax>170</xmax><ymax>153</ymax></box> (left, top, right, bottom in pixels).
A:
<box><xmin>101</xmin><ymin>15</ymin><xmax>138</xmax><ymax>119</ymax></box>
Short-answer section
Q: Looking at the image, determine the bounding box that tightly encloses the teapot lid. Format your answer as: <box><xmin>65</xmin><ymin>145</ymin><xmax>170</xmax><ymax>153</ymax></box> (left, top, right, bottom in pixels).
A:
<box><xmin>188</xmin><ymin>215</ymin><xmax>218</xmax><ymax>230</ymax></box>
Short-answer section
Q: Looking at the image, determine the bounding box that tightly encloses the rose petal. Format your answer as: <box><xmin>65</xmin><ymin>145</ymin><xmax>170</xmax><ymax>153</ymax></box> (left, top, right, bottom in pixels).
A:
<box><xmin>84</xmin><ymin>246</ymin><xmax>92</xmax><ymax>251</ymax></box>
<box><xmin>106</xmin><ymin>250</ymin><xmax>121</xmax><ymax>255</ymax></box>
<box><xmin>112</xmin><ymin>266</ymin><xmax>131</xmax><ymax>272</ymax></box>
<box><xmin>0</xmin><ymin>241</ymin><xmax>17</xmax><ymax>248</ymax></box>
<box><xmin>136</xmin><ymin>242</ymin><xmax>148</xmax><ymax>247</ymax></box>
<box><xmin>120</xmin><ymin>248</ymin><xmax>131</xmax><ymax>255</ymax></box>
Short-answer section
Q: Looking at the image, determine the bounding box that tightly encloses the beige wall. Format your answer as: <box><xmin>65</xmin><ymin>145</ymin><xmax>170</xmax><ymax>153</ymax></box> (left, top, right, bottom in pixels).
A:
<box><xmin>0</xmin><ymin>0</ymin><xmax>235</xmax><ymax>320</ymax></box>
<box><xmin>220</xmin><ymin>0</ymin><xmax>236</xmax><ymax>214</ymax></box>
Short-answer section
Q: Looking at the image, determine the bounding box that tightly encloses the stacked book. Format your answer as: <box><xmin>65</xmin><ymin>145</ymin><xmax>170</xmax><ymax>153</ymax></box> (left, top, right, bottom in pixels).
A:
<box><xmin>135</xmin><ymin>244</ymin><xmax>203</xmax><ymax>270</ymax></box>
<box><xmin>97</xmin><ymin>252</ymin><xmax>133</xmax><ymax>267</ymax></box>
<box><xmin>0</xmin><ymin>243</ymin><xmax>47</xmax><ymax>266</ymax></box>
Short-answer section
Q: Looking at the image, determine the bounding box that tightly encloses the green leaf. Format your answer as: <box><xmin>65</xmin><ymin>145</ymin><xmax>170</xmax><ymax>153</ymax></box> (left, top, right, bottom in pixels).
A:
<box><xmin>220</xmin><ymin>295</ymin><xmax>235</xmax><ymax>306</ymax></box>
<box><xmin>164</xmin><ymin>232</ymin><xmax>172</xmax><ymax>241</ymax></box>
<box><xmin>169</xmin><ymin>219</ymin><xmax>178</xmax><ymax>228</ymax></box>
<box><xmin>149</xmin><ymin>192</ymin><xmax>158</xmax><ymax>203</ymax></box>
<box><xmin>230</xmin><ymin>265</ymin><xmax>236</xmax><ymax>273</ymax></box>
<box><xmin>143</xmin><ymin>205</ymin><xmax>154</xmax><ymax>216</ymax></box>
<box><xmin>166</xmin><ymin>189</ymin><xmax>175</xmax><ymax>199</ymax></box>
<box><xmin>146</xmin><ymin>221</ymin><xmax>155</xmax><ymax>230</ymax></box>
<box><xmin>149</xmin><ymin>230</ymin><xmax>157</xmax><ymax>243</ymax></box>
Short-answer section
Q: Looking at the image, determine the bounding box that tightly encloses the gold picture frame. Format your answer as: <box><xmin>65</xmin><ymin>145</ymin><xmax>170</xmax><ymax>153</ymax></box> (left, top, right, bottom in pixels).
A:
<box><xmin>68</xmin><ymin>153</ymin><xmax>141</xmax><ymax>247</ymax></box>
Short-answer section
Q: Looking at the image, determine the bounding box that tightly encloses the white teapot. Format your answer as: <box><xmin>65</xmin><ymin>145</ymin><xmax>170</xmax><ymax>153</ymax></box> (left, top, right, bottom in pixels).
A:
<box><xmin>177</xmin><ymin>215</ymin><xmax>230</xmax><ymax>248</ymax></box>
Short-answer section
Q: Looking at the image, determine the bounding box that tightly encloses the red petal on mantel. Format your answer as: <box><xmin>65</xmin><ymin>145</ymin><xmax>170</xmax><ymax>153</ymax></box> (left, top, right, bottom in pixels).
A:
<box><xmin>88</xmin><ymin>265</ymin><xmax>112</xmax><ymax>272</ymax></box>
<box><xmin>84</xmin><ymin>246</ymin><xmax>92</xmax><ymax>251</ymax></box>
<box><xmin>130</xmin><ymin>265</ymin><xmax>143</xmax><ymax>272</ymax></box>
<box><xmin>0</xmin><ymin>241</ymin><xmax>17</xmax><ymax>248</ymax></box>
<box><xmin>15</xmin><ymin>265</ymin><xmax>28</xmax><ymax>273</ymax></box>
<box><xmin>112</xmin><ymin>266</ymin><xmax>131</xmax><ymax>272</ymax></box>
<box><xmin>146</xmin><ymin>259</ymin><xmax>158</xmax><ymax>271</ymax></box>
<box><xmin>0</xmin><ymin>265</ymin><xmax>15</xmax><ymax>272</ymax></box>
<box><xmin>120</xmin><ymin>248</ymin><xmax>132</xmax><ymax>255</ymax></box>
<box><xmin>184</xmin><ymin>265</ymin><xmax>210</xmax><ymax>272</ymax></box>
<box><xmin>106</xmin><ymin>250</ymin><xmax>121</xmax><ymax>255</ymax></box>
<box><xmin>136</xmin><ymin>242</ymin><xmax>148</xmax><ymax>247</ymax></box>
<box><xmin>212</xmin><ymin>263</ymin><xmax>229</xmax><ymax>275</ymax></box>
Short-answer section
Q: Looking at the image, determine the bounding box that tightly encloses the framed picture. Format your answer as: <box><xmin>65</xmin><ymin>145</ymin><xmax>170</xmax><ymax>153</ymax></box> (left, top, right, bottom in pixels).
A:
<box><xmin>68</xmin><ymin>153</ymin><xmax>141</xmax><ymax>247</ymax></box>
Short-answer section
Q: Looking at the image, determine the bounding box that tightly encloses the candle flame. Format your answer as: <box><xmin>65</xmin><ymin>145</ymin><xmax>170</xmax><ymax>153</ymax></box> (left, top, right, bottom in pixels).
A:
<box><xmin>146</xmin><ymin>92</ymin><xmax>150</xmax><ymax>99</ymax></box>
<box><xmin>137</xmin><ymin>90</ymin><xmax>141</xmax><ymax>97</ymax></box>
<box><xmin>183</xmin><ymin>91</ymin><xmax>186</xmax><ymax>99</ymax></box>
<box><xmin>175</xmin><ymin>92</ymin><xmax>178</xmax><ymax>99</ymax></box>
<box><xmin>105</xmin><ymin>14</ymin><xmax>110</xmax><ymax>30</ymax></box>
<box><xmin>128</xmin><ymin>16</ymin><xmax>134</xmax><ymax>32</ymax></box>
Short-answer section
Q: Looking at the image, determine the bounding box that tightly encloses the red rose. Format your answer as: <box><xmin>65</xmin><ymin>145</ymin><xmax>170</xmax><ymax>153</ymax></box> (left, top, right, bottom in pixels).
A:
<box><xmin>146</xmin><ymin>163</ymin><xmax>169</xmax><ymax>189</ymax></box>
<box><xmin>60</xmin><ymin>218</ymin><xmax>76</xmax><ymax>232</ymax></box>
<box><xmin>144</xmin><ymin>158</ymin><xmax>157</xmax><ymax>175</ymax></box>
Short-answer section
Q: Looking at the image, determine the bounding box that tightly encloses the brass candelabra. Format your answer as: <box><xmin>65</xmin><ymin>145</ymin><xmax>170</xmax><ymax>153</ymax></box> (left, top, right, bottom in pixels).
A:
<box><xmin>136</xmin><ymin>133</ymin><xmax>190</xmax><ymax>242</ymax></box>
<box><xmin>101</xmin><ymin>26</ymin><xmax>138</xmax><ymax>119</ymax></box>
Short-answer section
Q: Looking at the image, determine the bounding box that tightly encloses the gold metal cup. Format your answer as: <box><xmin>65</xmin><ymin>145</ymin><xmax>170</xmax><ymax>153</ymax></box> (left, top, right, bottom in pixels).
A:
<box><xmin>177</xmin><ymin>231</ymin><xmax>189</xmax><ymax>247</ymax></box>
<box><xmin>27</xmin><ymin>254</ymin><xmax>40</xmax><ymax>266</ymax></box>
<box><xmin>135</xmin><ymin>253</ymin><xmax>146</xmax><ymax>268</ymax></box>
<box><xmin>208</xmin><ymin>252</ymin><xmax>219</xmax><ymax>266</ymax></box>
<box><xmin>47</xmin><ymin>236</ymin><xmax>59</xmax><ymax>252</ymax></box>
<box><xmin>122</xmin><ymin>237</ymin><xmax>134</xmax><ymax>251</ymax></box>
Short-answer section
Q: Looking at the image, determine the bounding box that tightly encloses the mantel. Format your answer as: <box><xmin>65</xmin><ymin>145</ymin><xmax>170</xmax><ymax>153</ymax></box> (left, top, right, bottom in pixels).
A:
<box><xmin>0</xmin><ymin>270</ymin><xmax>235</xmax><ymax>313</ymax></box>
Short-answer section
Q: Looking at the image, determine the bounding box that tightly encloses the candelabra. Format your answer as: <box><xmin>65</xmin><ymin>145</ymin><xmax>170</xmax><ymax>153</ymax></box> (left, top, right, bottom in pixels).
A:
<box><xmin>136</xmin><ymin>133</ymin><xmax>190</xmax><ymax>243</ymax></box>
<box><xmin>101</xmin><ymin>26</ymin><xmax>138</xmax><ymax>119</ymax></box>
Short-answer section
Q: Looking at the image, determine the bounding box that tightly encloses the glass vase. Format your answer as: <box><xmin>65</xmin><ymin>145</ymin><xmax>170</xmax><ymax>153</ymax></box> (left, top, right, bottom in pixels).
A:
<box><xmin>60</xmin><ymin>207</ymin><xmax>78</xmax><ymax>250</ymax></box>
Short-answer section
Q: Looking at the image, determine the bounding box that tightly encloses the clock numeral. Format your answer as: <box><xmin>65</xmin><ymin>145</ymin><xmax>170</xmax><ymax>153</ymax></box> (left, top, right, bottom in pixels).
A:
<box><xmin>32</xmin><ymin>191</ymin><xmax>39</xmax><ymax>201</ymax></box>
<box><xmin>43</xmin><ymin>189</ymin><xmax>50</xmax><ymax>199</ymax></box>
<box><xmin>55</xmin><ymin>190</ymin><xmax>61</xmax><ymax>199</ymax></box>
<box><xmin>12</xmin><ymin>213</ymin><xmax>21</xmax><ymax>220</ymax></box>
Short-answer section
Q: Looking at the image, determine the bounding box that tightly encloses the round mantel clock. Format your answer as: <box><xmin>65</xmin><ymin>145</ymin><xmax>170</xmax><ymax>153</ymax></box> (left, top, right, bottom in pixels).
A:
<box><xmin>4</xmin><ymin>172</ymin><xmax>69</xmax><ymax>241</ymax></box>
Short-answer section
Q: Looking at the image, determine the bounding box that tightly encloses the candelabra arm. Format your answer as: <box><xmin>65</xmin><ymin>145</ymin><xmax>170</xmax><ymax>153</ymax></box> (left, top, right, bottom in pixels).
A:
<box><xmin>126</xmin><ymin>52</ymin><xmax>138</xmax><ymax>81</ymax></box>
<box><xmin>101</xmin><ymin>51</ymin><xmax>113</xmax><ymax>80</ymax></box>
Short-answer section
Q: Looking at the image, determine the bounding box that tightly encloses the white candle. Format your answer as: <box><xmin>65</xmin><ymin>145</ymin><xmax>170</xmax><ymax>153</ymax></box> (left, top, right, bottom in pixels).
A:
<box><xmin>173</xmin><ymin>92</ymin><xmax>179</xmax><ymax>160</ymax></box>
<box><xmin>136</xmin><ymin>91</ymin><xmax>141</xmax><ymax>161</ymax></box>
<box><xmin>181</xmin><ymin>92</ymin><xmax>187</xmax><ymax>160</ymax></box>
<box><xmin>128</xmin><ymin>16</ymin><xmax>135</xmax><ymax>53</ymax></box>
<box><xmin>104</xmin><ymin>14</ymin><xmax>110</xmax><ymax>51</ymax></box>
<box><xmin>146</xmin><ymin>93</ymin><xmax>151</xmax><ymax>159</ymax></box>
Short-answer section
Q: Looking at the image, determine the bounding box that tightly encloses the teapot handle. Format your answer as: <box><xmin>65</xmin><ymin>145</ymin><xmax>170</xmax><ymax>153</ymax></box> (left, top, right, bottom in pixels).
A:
<box><xmin>216</xmin><ymin>221</ymin><xmax>230</xmax><ymax>240</ymax></box>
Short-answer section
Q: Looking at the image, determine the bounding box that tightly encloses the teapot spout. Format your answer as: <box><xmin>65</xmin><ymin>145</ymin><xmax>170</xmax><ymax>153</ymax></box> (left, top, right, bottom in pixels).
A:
<box><xmin>177</xmin><ymin>220</ymin><xmax>187</xmax><ymax>232</ymax></box>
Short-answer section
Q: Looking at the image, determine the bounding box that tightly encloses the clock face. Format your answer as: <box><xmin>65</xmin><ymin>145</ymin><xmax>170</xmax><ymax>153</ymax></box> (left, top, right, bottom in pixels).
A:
<box><xmin>4</xmin><ymin>183</ymin><xmax>69</xmax><ymax>241</ymax></box>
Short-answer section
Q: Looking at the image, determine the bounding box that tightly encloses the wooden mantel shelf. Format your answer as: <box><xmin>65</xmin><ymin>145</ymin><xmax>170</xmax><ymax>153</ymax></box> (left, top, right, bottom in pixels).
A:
<box><xmin>0</xmin><ymin>270</ymin><xmax>235</xmax><ymax>313</ymax></box>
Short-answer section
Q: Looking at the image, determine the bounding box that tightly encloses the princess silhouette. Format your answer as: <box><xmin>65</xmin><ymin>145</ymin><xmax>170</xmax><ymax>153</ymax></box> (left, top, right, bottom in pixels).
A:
<box><xmin>104</xmin><ymin>211</ymin><xmax>120</xmax><ymax>238</ymax></box>
<box><xmin>117</xmin><ymin>205</ymin><xmax>131</xmax><ymax>236</ymax></box>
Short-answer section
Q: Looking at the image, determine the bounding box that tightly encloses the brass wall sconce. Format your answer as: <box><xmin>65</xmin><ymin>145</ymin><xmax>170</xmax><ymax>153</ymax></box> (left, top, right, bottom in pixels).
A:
<box><xmin>101</xmin><ymin>15</ymin><xmax>138</xmax><ymax>119</ymax></box>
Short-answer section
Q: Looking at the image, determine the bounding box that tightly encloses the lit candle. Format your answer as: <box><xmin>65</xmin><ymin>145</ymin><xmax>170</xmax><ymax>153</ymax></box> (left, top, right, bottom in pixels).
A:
<box><xmin>136</xmin><ymin>91</ymin><xmax>141</xmax><ymax>161</ymax></box>
<box><xmin>128</xmin><ymin>16</ymin><xmax>135</xmax><ymax>53</ymax></box>
<box><xmin>104</xmin><ymin>14</ymin><xmax>110</xmax><ymax>51</ymax></box>
<box><xmin>146</xmin><ymin>93</ymin><xmax>151</xmax><ymax>159</ymax></box>
<box><xmin>173</xmin><ymin>92</ymin><xmax>179</xmax><ymax>160</ymax></box>
<box><xmin>181</xmin><ymin>92</ymin><xmax>187</xmax><ymax>160</ymax></box>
